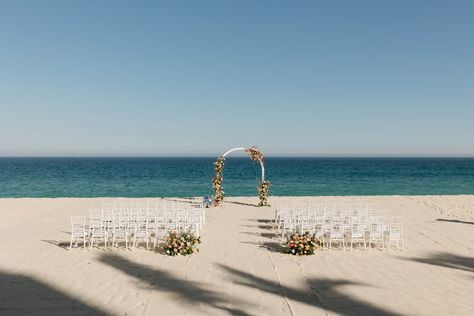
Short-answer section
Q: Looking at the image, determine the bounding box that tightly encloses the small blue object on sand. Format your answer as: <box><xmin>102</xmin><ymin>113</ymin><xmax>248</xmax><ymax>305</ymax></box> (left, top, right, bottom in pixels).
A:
<box><xmin>203</xmin><ymin>196</ymin><xmax>212</xmax><ymax>208</ymax></box>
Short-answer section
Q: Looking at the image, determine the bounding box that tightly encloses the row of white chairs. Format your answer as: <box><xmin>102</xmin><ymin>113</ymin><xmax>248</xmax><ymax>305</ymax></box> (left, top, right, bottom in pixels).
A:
<box><xmin>276</xmin><ymin>199</ymin><xmax>376</xmax><ymax>217</ymax></box>
<box><xmin>70</xmin><ymin>200</ymin><xmax>205</xmax><ymax>251</ymax></box>
<box><xmin>275</xmin><ymin>201</ymin><xmax>383</xmax><ymax>234</ymax></box>
<box><xmin>275</xmin><ymin>202</ymin><xmax>404</xmax><ymax>251</ymax></box>
<box><xmin>101</xmin><ymin>201</ymin><xmax>206</xmax><ymax>233</ymax></box>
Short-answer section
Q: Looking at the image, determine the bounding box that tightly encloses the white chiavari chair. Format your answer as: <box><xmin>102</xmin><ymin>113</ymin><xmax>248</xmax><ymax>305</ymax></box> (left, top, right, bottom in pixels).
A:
<box><xmin>386</xmin><ymin>216</ymin><xmax>404</xmax><ymax>250</ymax></box>
<box><xmin>70</xmin><ymin>216</ymin><xmax>88</xmax><ymax>250</ymax></box>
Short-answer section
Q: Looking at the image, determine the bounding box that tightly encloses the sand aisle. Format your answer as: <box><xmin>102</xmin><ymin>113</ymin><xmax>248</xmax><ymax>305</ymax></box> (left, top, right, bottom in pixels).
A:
<box><xmin>0</xmin><ymin>196</ymin><xmax>473</xmax><ymax>316</ymax></box>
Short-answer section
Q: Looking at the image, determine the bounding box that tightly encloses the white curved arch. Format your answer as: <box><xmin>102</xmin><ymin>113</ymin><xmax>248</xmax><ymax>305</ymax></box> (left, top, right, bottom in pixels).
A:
<box><xmin>221</xmin><ymin>147</ymin><xmax>265</xmax><ymax>182</ymax></box>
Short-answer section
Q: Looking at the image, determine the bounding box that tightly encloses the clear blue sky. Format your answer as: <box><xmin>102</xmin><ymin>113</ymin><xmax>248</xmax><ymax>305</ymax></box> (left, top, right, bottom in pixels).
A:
<box><xmin>1</xmin><ymin>1</ymin><xmax>473</xmax><ymax>156</ymax></box>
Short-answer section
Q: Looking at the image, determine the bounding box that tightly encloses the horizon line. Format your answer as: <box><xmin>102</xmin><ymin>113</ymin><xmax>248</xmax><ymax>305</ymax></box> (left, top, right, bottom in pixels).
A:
<box><xmin>1</xmin><ymin>154</ymin><xmax>474</xmax><ymax>158</ymax></box>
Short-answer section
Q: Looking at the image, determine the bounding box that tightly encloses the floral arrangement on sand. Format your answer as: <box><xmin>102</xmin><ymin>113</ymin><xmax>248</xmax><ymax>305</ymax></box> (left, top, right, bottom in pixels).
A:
<box><xmin>164</xmin><ymin>232</ymin><xmax>201</xmax><ymax>256</ymax></box>
<box><xmin>286</xmin><ymin>232</ymin><xmax>320</xmax><ymax>255</ymax></box>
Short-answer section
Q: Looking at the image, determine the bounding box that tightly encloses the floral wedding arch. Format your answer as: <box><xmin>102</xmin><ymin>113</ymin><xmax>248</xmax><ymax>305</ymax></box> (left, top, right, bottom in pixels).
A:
<box><xmin>212</xmin><ymin>146</ymin><xmax>270</xmax><ymax>207</ymax></box>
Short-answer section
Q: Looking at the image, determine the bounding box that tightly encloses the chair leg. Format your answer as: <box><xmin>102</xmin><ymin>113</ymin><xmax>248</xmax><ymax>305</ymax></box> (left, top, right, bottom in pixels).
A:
<box><xmin>70</xmin><ymin>236</ymin><xmax>73</xmax><ymax>251</ymax></box>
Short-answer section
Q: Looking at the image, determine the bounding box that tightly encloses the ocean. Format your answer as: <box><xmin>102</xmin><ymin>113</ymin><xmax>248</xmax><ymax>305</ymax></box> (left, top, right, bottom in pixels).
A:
<box><xmin>0</xmin><ymin>157</ymin><xmax>473</xmax><ymax>197</ymax></box>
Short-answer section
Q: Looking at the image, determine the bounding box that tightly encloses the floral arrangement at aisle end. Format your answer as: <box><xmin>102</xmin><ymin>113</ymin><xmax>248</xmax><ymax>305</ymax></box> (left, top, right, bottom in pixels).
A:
<box><xmin>258</xmin><ymin>180</ymin><xmax>271</xmax><ymax>206</ymax></box>
<box><xmin>212</xmin><ymin>156</ymin><xmax>225</xmax><ymax>206</ymax></box>
<box><xmin>164</xmin><ymin>231</ymin><xmax>201</xmax><ymax>256</ymax></box>
<box><xmin>286</xmin><ymin>232</ymin><xmax>320</xmax><ymax>255</ymax></box>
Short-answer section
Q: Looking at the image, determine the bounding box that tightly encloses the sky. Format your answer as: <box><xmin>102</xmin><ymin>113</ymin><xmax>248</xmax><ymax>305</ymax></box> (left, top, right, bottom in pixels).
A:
<box><xmin>0</xmin><ymin>0</ymin><xmax>473</xmax><ymax>156</ymax></box>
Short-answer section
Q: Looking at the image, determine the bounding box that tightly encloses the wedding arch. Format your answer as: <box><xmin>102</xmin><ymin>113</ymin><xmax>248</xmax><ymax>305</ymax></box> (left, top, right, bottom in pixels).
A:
<box><xmin>212</xmin><ymin>146</ymin><xmax>270</xmax><ymax>207</ymax></box>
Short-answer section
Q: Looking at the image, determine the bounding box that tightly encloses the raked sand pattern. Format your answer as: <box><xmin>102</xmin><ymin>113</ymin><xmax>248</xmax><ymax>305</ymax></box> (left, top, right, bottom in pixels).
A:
<box><xmin>0</xmin><ymin>196</ymin><xmax>473</xmax><ymax>316</ymax></box>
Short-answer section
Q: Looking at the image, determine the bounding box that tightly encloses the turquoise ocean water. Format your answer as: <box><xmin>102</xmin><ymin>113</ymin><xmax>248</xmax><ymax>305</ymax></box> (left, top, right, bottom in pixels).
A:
<box><xmin>0</xmin><ymin>157</ymin><xmax>473</xmax><ymax>197</ymax></box>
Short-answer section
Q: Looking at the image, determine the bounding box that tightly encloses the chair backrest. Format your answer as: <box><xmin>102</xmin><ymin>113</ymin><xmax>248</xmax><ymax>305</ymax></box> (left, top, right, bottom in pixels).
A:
<box><xmin>341</xmin><ymin>215</ymin><xmax>352</xmax><ymax>231</ymax></box>
<box><xmin>368</xmin><ymin>215</ymin><xmax>385</xmax><ymax>232</ymax></box>
<box><xmin>313</xmin><ymin>215</ymin><xmax>326</xmax><ymax>232</ymax></box>
<box><xmin>102</xmin><ymin>207</ymin><xmax>115</xmax><ymax>222</ymax></box>
<box><xmin>101</xmin><ymin>203</ymin><xmax>116</xmax><ymax>213</ymax></box>
<box><xmin>350</xmin><ymin>216</ymin><xmax>366</xmax><ymax>231</ymax></box>
<box><xmin>90</xmin><ymin>218</ymin><xmax>104</xmax><ymax>231</ymax></box>
<box><xmin>389</xmin><ymin>216</ymin><xmax>403</xmax><ymax>233</ymax></box>
<box><xmin>114</xmin><ymin>212</ymin><xmax>129</xmax><ymax>229</ymax></box>
<box><xmin>356</xmin><ymin>199</ymin><xmax>368</xmax><ymax>216</ymax></box>
<box><xmin>89</xmin><ymin>209</ymin><xmax>102</xmax><ymax>220</ymax></box>
<box><xmin>89</xmin><ymin>209</ymin><xmax>105</xmax><ymax>231</ymax></box>
<box><xmin>330</xmin><ymin>217</ymin><xmax>343</xmax><ymax>234</ymax></box>
<box><xmin>132</xmin><ymin>216</ymin><xmax>148</xmax><ymax>231</ymax></box>
<box><xmin>71</xmin><ymin>216</ymin><xmax>85</xmax><ymax>233</ymax></box>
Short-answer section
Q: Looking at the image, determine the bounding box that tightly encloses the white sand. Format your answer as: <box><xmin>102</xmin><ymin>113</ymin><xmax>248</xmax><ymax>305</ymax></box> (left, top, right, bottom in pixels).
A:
<box><xmin>0</xmin><ymin>196</ymin><xmax>473</xmax><ymax>316</ymax></box>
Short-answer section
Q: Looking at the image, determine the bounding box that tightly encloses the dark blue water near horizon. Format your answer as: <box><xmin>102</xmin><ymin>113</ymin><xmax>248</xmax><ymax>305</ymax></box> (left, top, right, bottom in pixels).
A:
<box><xmin>0</xmin><ymin>157</ymin><xmax>473</xmax><ymax>197</ymax></box>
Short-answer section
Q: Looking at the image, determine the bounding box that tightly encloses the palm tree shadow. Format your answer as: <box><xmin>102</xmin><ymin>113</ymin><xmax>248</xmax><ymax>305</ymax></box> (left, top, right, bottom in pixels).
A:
<box><xmin>404</xmin><ymin>252</ymin><xmax>474</xmax><ymax>274</ymax></box>
<box><xmin>98</xmin><ymin>254</ymin><xmax>254</xmax><ymax>316</ymax></box>
<box><xmin>436</xmin><ymin>218</ymin><xmax>474</xmax><ymax>225</ymax></box>
<box><xmin>219</xmin><ymin>264</ymin><xmax>401</xmax><ymax>316</ymax></box>
<box><xmin>0</xmin><ymin>270</ymin><xmax>110</xmax><ymax>315</ymax></box>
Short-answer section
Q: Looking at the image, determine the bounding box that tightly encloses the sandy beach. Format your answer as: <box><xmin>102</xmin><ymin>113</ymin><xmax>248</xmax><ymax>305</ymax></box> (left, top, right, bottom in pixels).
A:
<box><xmin>0</xmin><ymin>196</ymin><xmax>473</xmax><ymax>316</ymax></box>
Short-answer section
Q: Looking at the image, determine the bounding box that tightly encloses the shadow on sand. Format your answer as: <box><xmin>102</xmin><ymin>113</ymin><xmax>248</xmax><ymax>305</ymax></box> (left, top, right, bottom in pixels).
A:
<box><xmin>239</xmin><ymin>224</ymin><xmax>272</xmax><ymax>230</ymax></box>
<box><xmin>42</xmin><ymin>240</ymin><xmax>71</xmax><ymax>250</ymax></box>
<box><xmin>240</xmin><ymin>240</ymin><xmax>285</xmax><ymax>253</ymax></box>
<box><xmin>239</xmin><ymin>216</ymin><xmax>283</xmax><ymax>253</ymax></box>
<box><xmin>240</xmin><ymin>231</ymin><xmax>275</xmax><ymax>239</ymax></box>
<box><xmin>404</xmin><ymin>252</ymin><xmax>474</xmax><ymax>274</ymax></box>
<box><xmin>0</xmin><ymin>270</ymin><xmax>110</xmax><ymax>315</ymax></box>
<box><xmin>436</xmin><ymin>218</ymin><xmax>474</xmax><ymax>225</ymax></box>
<box><xmin>223</xmin><ymin>200</ymin><xmax>259</xmax><ymax>207</ymax></box>
<box><xmin>97</xmin><ymin>254</ymin><xmax>399</xmax><ymax>315</ymax></box>
<box><xmin>98</xmin><ymin>254</ymin><xmax>254</xmax><ymax>316</ymax></box>
<box><xmin>218</xmin><ymin>264</ymin><xmax>401</xmax><ymax>316</ymax></box>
